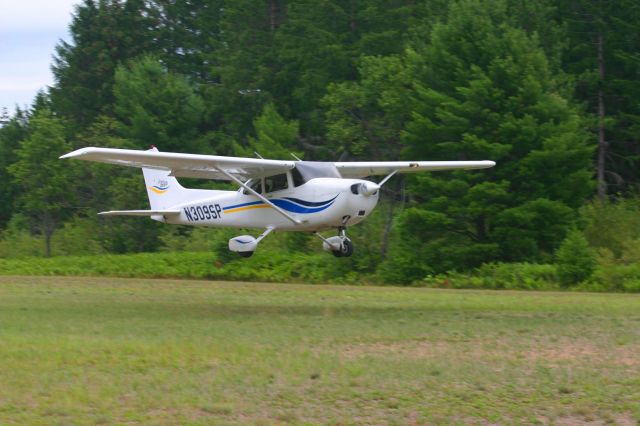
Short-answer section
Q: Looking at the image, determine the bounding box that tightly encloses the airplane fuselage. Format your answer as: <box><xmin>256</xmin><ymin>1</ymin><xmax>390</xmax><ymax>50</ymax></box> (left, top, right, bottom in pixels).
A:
<box><xmin>160</xmin><ymin>178</ymin><xmax>379</xmax><ymax>232</ymax></box>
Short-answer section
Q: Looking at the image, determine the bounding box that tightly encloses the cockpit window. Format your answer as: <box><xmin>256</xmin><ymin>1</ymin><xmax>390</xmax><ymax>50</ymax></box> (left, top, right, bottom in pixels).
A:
<box><xmin>264</xmin><ymin>173</ymin><xmax>288</xmax><ymax>193</ymax></box>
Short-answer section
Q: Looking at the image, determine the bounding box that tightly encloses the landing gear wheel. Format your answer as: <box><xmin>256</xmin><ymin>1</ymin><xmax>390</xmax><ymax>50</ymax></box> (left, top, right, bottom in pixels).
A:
<box><xmin>238</xmin><ymin>251</ymin><xmax>254</xmax><ymax>258</ymax></box>
<box><xmin>332</xmin><ymin>238</ymin><xmax>354</xmax><ymax>257</ymax></box>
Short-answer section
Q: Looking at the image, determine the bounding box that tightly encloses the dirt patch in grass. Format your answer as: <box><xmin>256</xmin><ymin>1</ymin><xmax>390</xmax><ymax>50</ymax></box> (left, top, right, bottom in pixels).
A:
<box><xmin>612</xmin><ymin>413</ymin><xmax>639</xmax><ymax>426</ymax></box>
<box><xmin>339</xmin><ymin>339</ymin><xmax>453</xmax><ymax>360</ymax></box>
<box><xmin>537</xmin><ymin>412</ymin><xmax>637</xmax><ymax>426</ymax></box>
<box><xmin>522</xmin><ymin>340</ymin><xmax>640</xmax><ymax>368</ymax></box>
<box><xmin>338</xmin><ymin>338</ymin><xmax>640</xmax><ymax>369</ymax></box>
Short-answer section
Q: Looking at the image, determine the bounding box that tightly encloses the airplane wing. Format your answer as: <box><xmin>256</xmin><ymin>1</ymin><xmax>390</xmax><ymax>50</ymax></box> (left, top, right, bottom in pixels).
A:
<box><xmin>60</xmin><ymin>147</ymin><xmax>295</xmax><ymax>181</ymax></box>
<box><xmin>334</xmin><ymin>160</ymin><xmax>495</xmax><ymax>179</ymax></box>
<box><xmin>61</xmin><ymin>147</ymin><xmax>495</xmax><ymax>181</ymax></box>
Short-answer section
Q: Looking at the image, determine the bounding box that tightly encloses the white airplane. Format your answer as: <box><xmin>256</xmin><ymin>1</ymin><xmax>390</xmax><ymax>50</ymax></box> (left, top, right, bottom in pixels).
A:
<box><xmin>60</xmin><ymin>147</ymin><xmax>494</xmax><ymax>258</ymax></box>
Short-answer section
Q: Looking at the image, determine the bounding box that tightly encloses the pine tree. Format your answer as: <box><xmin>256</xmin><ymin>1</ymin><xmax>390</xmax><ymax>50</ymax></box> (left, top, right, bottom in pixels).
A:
<box><xmin>322</xmin><ymin>55</ymin><xmax>409</xmax><ymax>159</ymax></box>
<box><xmin>555</xmin><ymin>229</ymin><xmax>596</xmax><ymax>285</ymax></box>
<box><xmin>201</xmin><ymin>0</ymin><xmax>277</xmax><ymax>141</ymax></box>
<box><xmin>113</xmin><ymin>56</ymin><xmax>206</xmax><ymax>153</ymax></box>
<box><xmin>146</xmin><ymin>0</ymin><xmax>224</xmax><ymax>80</ymax></box>
<box><xmin>51</xmin><ymin>0</ymin><xmax>156</xmax><ymax>130</ymax></box>
<box><xmin>382</xmin><ymin>0</ymin><xmax>594</xmax><ymax>279</ymax></box>
<box><xmin>558</xmin><ymin>0</ymin><xmax>640</xmax><ymax>196</ymax></box>
<box><xmin>244</xmin><ymin>103</ymin><xmax>300</xmax><ymax>160</ymax></box>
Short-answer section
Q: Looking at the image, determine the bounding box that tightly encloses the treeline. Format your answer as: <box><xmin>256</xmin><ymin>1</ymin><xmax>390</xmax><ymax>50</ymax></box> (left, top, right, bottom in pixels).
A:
<box><xmin>1</xmin><ymin>0</ymin><xmax>639</xmax><ymax>288</ymax></box>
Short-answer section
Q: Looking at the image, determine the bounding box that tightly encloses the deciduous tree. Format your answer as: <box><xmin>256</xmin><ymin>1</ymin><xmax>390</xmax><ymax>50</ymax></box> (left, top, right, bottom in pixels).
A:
<box><xmin>8</xmin><ymin>111</ymin><xmax>76</xmax><ymax>257</ymax></box>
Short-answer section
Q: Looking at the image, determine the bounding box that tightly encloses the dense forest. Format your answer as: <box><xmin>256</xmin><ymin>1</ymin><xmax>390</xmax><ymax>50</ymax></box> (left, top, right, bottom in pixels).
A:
<box><xmin>1</xmin><ymin>0</ymin><xmax>639</xmax><ymax>289</ymax></box>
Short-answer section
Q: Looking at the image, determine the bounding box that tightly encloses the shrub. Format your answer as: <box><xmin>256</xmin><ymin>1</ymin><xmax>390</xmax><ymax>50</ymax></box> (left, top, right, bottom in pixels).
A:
<box><xmin>0</xmin><ymin>250</ymin><xmax>370</xmax><ymax>284</ymax></box>
<box><xmin>420</xmin><ymin>262</ymin><xmax>559</xmax><ymax>291</ymax></box>
<box><xmin>590</xmin><ymin>263</ymin><xmax>640</xmax><ymax>292</ymax></box>
<box><xmin>581</xmin><ymin>197</ymin><xmax>640</xmax><ymax>259</ymax></box>
<box><xmin>555</xmin><ymin>230</ymin><xmax>596</xmax><ymax>286</ymax></box>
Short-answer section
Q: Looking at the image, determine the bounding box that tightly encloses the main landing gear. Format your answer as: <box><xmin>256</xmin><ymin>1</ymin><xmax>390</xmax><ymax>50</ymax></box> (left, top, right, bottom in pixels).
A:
<box><xmin>317</xmin><ymin>227</ymin><xmax>354</xmax><ymax>258</ymax></box>
<box><xmin>230</xmin><ymin>225</ymin><xmax>356</xmax><ymax>258</ymax></box>
<box><xmin>228</xmin><ymin>227</ymin><xmax>274</xmax><ymax>258</ymax></box>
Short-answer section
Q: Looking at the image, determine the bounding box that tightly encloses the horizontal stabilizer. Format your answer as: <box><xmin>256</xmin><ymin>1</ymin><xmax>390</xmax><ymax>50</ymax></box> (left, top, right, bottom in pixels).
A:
<box><xmin>98</xmin><ymin>210</ymin><xmax>181</xmax><ymax>217</ymax></box>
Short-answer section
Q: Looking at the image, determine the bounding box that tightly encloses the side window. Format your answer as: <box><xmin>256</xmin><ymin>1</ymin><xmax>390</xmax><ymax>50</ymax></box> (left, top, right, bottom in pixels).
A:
<box><xmin>264</xmin><ymin>173</ymin><xmax>288</xmax><ymax>193</ymax></box>
<box><xmin>244</xmin><ymin>178</ymin><xmax>263</xmax><ymax>195</ymax></box>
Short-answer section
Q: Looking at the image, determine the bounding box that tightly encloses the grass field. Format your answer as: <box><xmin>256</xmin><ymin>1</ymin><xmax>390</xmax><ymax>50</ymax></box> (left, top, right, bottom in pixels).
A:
<box><xmin>0</xmin><ymin>276</ymin><xmax>638</xmax><ymax>425</ymax></box>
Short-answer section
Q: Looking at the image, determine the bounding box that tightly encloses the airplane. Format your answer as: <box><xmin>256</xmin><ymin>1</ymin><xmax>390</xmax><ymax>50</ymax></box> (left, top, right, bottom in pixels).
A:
<box><xmin>60</xmin><ymin>147</ymin><xmax>495</xmax><ymax>258</ymax></box>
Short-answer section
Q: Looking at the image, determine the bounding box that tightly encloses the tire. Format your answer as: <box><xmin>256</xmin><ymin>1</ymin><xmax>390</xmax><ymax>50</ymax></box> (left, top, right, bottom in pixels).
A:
<box><xmin>339</xmin><ymin>239</ymin><xmax>354</xmax><ymax>257</ymax></box>
<box><xmin>238</xmin><ymin>251</ymin><xmax>254</xmax><ymax>258</ymax></box>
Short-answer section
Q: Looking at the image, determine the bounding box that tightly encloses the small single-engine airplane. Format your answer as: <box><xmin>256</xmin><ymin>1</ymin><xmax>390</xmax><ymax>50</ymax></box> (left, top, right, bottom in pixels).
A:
<box><xmin>60</xmin><ymin>147</ymin><xmax>494</xmax><ymax>258</ymax></box>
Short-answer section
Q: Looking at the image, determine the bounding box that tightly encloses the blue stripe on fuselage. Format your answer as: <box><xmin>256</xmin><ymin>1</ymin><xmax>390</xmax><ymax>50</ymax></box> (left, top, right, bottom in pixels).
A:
<box><xmin>223</xmin><ymin>195</ymin><xmax>338</xmax><ymax>214</ymax></box>
<box><xmin>282</xmin><ymin>195</ymin><xmax>339</xmax><ymax>207</ymax></box>
<box><xmin>271</xmin><ymin>198</ymin><xmax>335</xmax><ymax>214</ymax></box>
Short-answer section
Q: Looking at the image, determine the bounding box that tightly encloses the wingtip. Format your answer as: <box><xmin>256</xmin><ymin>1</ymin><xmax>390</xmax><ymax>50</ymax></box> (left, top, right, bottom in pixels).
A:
<box><xmin>59</xmin><ymin>147</ymin><xmax>89</xmax><ymax>159</ymax></box>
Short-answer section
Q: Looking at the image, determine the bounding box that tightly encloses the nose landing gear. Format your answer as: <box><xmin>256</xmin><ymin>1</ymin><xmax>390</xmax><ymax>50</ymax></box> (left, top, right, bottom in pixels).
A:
<box><xmin>317</xmin><ymin>227</ymin><xmax>354</xmax><ymax>257</ymax></box>
<box><xmin>332</xmin><ymin>237</ymin><xmax>354</xmax><ymax>257</ymax></box>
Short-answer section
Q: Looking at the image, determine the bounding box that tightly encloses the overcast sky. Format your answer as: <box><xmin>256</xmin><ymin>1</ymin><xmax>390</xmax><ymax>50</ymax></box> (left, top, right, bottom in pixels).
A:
<box><xmin>0</xmin><ymin>0</ymin><xmax>79</xmax><ymax>113</ymax></box>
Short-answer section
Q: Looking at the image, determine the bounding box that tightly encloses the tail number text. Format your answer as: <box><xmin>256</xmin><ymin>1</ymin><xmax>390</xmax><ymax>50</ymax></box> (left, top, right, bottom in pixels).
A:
<box><xmin>184</xmin><ymin>204</ymin><xmax>222</xmax><ymax>222</ymax></box>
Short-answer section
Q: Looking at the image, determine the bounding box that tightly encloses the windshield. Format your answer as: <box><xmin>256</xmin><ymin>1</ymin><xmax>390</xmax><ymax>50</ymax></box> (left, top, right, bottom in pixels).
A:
<box><xmin>295</xmin><ymin>162</ymin><xmax>341</xmax><ymax>182</ymax></box>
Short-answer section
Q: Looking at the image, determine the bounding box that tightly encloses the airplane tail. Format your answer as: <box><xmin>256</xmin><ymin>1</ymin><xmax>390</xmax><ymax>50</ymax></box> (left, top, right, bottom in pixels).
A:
<box><xmin>141</xmin><ymin>147</ymin><xmax>201</xmax><ymax>210</ymax></box>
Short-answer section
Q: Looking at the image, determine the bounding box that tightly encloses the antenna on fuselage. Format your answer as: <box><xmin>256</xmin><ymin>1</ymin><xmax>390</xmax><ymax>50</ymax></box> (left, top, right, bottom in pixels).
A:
<box><xmin>254</xmin><ymin>151</ymin><xmax>264</xmax><ymax>159</ymax></box>
<box><xmin>289</xmin><ymin>152</ymin><xmax>302</xmax><ymax>161</ymax></box>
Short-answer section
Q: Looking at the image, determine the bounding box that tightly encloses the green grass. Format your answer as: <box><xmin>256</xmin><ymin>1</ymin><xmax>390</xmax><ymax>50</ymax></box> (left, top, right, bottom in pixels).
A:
<box><xmin>0</xmin><ymin>276</ymin><xmax>638</xmax><ymax>425</ymax></box>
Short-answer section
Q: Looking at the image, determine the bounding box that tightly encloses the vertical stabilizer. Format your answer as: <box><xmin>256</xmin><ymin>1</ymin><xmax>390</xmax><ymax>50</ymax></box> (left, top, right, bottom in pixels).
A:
<box><xmin>141</xmin><ymin>147</ymin><xmax>189</xmax><ymax>210</ymax></box>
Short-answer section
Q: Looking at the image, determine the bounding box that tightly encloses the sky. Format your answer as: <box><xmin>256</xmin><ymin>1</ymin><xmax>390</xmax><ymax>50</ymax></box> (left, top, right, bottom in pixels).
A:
<box><xmin>0</xmin><ymin>0</ymin><xmax>79</xmax><ymax>113</ymax></box>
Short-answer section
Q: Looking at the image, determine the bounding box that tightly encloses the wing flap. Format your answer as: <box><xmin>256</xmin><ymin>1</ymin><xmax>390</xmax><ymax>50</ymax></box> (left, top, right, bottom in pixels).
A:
<box><xmin>334</xmin><ymin>161</ymin><xmax>495</xmax><ymax>178</ymax></box>
<box><xmin>98</xmin><ymin>210</ymin><xmax>182</xmax><ymax>217</ymax></box>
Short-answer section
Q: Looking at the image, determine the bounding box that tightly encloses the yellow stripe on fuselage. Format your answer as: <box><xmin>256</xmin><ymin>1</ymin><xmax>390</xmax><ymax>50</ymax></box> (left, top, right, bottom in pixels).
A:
<box><xmin>224</xmin><ymin>204</ymin><xmax>271</xmax><ymax>214</ymax></box>
<box><xmin>149</xmin><ymin>187</ymin><xmax>168</xmax><ymax>194</ymax></box>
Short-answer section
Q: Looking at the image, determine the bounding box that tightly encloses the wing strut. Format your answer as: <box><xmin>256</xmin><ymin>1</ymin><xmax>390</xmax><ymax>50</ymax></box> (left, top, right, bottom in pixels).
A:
<box><xmin>378</xmin><ymin>170</ymin><xmax>398</xmax><ymax>187</ymax></box>
<box><xmin>214</xmin><ymin>167</ymin><xmax>302</xmax><ymax>225</ymax></box>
